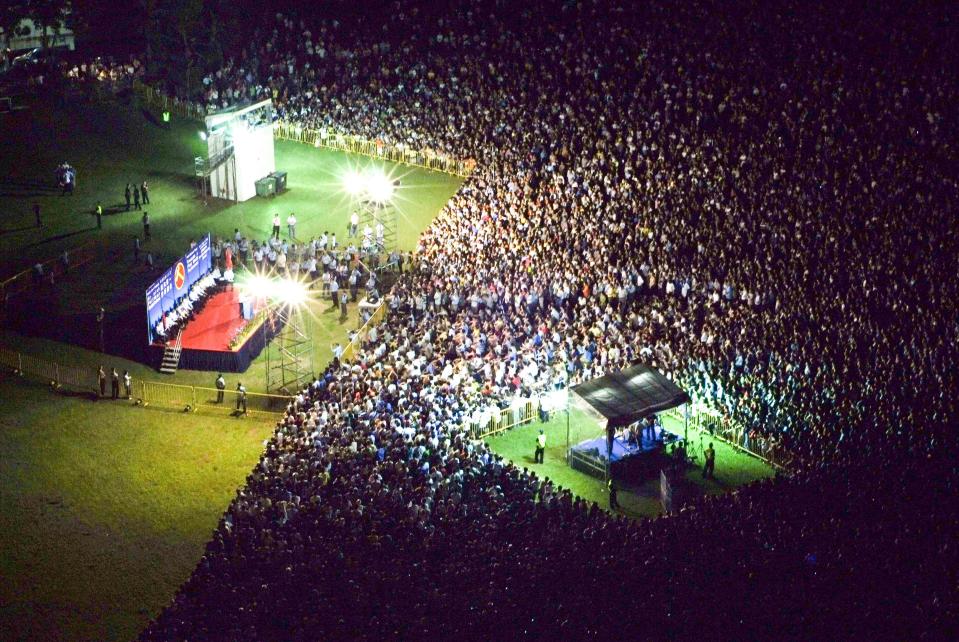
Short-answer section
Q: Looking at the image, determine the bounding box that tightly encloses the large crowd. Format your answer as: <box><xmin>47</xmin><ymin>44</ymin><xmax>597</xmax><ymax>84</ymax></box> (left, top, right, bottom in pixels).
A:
<box><xmin>138</xmin><ymin>1</ymin><xmax>958</xmax><ymax>638</ymax></box>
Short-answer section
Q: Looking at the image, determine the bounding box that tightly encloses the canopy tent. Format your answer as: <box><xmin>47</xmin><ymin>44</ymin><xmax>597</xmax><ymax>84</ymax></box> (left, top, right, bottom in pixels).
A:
<box><xmin>571</xmin><ymin>363</ymin><xmax>690</xmax><ymax>428</ymax></box>
<box><xmin>568</xmin><ymin>363</ymin><xmax>691</xmax><ymax>481</ymax></box>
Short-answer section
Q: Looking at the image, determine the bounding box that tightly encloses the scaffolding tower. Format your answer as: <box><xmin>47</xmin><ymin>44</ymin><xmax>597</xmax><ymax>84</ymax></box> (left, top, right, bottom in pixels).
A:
<box><xmin>359</xmin><ymin>197</ymin><xmax>398</xmax><ymax>254</ymax></box>
<box><xmin>265</xmin><ymin>304</ymin><xmax>314</xmax><ymax>395</ymax></box>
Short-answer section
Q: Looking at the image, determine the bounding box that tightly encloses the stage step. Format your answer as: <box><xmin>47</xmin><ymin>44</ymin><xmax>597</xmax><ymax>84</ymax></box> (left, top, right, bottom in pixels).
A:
<box><xmin>159</xmin><ymin>345</ymin><xmax>182</xmax><ymax>374</ymax></box>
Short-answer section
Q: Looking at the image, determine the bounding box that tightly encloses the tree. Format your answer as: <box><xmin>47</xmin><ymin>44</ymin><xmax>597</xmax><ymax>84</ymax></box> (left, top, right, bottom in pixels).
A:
<box><xmin>0</xmin><ymin>0</ymin><xmax>73</xmax><ymax>51</ymax></box>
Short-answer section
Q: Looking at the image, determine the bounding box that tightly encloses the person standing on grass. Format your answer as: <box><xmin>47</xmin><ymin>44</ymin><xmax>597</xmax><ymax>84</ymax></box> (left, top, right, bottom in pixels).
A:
<box><xmin>287</xmin><ymin>212</ymin><xmax>297</xmax><ymax>239</ymax></box>
<box><xmin>123</xmin><ymin>370</ymin><xmax>132</xmax><ymax>398</ymax></box>
<box><xmin>339</xmin><ymin>289</ymin><xmax>348</xmax><ymax>320</ymax></box>
<box><xmin>111</xmin><ymin>368</ymin><xmax>120</xmax><ymax>399</ymax></box>
<box><xmin>329</xmin><ymin>277</ymin><xmax>339</xmax><ymax>306</ymax></box>
<box><xmin>703</xmin><ymin>442</ymin><xmax>716</xmax><ymax>479</ymax></box>
<box><xmin>96</xmin><ymin>202</ymin><xmax>103</xmax><ymax>229</ymax></box>
<box><xmin>349</xmin><ymin>210</ymin><xmax>359</xmax><ymax>237</ymax></box>
<box><xmin>34</xmin><ymin>202</ymin><xmax>42</xmax><ymax>228</ymax></box>
<box><xmin>272</xmin><ymin>213</ymin><xmax>281</xmax><ymax>240</ymax></box>
<box><xmin>141</xmin><ymin>180</ymin><xmax>150</xmax><ymax>204</ymax></box>
<box><xmin>142</xmin><ymin>211</ymin><xmax>151</xmax><ymax>239</ymax></box>
<box><xmin>97</xmin><ymin>365</ymin><xmax>106</xmax><ymax>397</ymax></box>
<box><xmin>608</xmin><ymin>477</ymin><xmax>620</xmax><ymax>510</ymax></box>
<box><xmin>133</xmin><ymin>185</ymin><xmax>141</xmax><ymax>210</ymax></box>
<box><xmin>534</xmin><ymin>428</ymin><xmax>546</xmax><ymax>464</ymax></box>
<box><xmin>125</xmin><ymin>183</ymin><xmax>132</xmax><ymax>211</ymax></box>
<box><xmin>236</xmin><ymin>382</ymin><xmax>247</xmax><ymax>414</ymax></box>
<box><xmin>215</xmin><ymin>373</ymin><xmax>226</xmax><ymax>403</ymax></box>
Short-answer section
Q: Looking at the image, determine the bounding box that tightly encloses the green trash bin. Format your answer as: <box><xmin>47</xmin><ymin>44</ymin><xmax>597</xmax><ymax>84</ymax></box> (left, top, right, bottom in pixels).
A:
<box><xmin>255</xmin><ymin>176</ymin><xmax>276</xmax><ymax>198</ymax></box>
<box><xmin>271</xmin><ymin>171</ymin><xmax>287</xmax><ymax>193</ymax></box>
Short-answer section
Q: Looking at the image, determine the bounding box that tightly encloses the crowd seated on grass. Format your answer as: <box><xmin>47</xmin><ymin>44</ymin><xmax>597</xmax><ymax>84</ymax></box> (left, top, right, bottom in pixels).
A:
<box><xmin>108</xmin><ymin>0</ymin><xmax>958</xmax><ymax>637</ymax></box>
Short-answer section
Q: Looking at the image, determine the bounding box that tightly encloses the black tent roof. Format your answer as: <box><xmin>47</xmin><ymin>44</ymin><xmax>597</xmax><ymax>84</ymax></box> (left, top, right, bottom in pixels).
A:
<box><xmin>571</xmin><ymin>363</ymin><xmax>690</xmax><ymax>427</ymax></box>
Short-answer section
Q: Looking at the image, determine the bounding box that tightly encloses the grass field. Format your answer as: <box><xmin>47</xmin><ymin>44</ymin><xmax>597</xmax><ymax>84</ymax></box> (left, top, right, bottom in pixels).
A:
<box><xmin>486</xmin><ymin>407</ymin><xmax>775</xmax><ymax>519</ymax></box>
<box><xmin>0</xmin><ymin>375</ymin><xmax>277</xmax><ymax>641</ymax></box>
<box><xmin>0</xmin><ymin>89</ymin><xmax>462</xmax><ymax>641</ymax></box>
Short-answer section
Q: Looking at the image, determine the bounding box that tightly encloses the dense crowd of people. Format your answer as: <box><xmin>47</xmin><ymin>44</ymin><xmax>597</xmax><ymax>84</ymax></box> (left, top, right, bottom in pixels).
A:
<box><xmin>139</xmin><ymin>1</ymin><xmax>958</xmax><ymax>638</ymax></box>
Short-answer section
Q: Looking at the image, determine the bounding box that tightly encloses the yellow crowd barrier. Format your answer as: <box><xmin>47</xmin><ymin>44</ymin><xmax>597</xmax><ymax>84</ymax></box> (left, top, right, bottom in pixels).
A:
<box><xmin>127</xmin><ymin>80</ymin><xmax>475</xmax><ymax>179</ymax></box>
<box><xmin>273</xmin><ymin>121</ymin><xmax>476</xmax><ymax>178</ymax></box>
<box><xmin>135</xmin><ymin>380</ymin><xmax>290</xmax><ymax>417</ymax></box>
<box><xmin>469</xmin><ymin>400</ymin><xmax>538</xmax><ymax>440</ymax></box>
<box><xmin>340</xmin><ymin>301</ymin><xmax>387</xmax><ymax>364</ymax></box>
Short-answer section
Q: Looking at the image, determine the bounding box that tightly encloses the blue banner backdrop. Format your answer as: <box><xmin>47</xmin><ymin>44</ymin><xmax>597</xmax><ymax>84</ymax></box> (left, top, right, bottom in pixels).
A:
<box><xmin>145</xmin><ymin>234</ymin><xmax>212</xmax><ymax>343</ymax></box>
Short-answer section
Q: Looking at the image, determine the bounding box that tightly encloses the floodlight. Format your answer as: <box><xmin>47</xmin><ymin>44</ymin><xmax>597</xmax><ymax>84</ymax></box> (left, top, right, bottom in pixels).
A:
<box><xmin>273</xmin><ymin>278</ymin><xmax>309</xmax><ymax>308</ymax></box>
<box><xmin>365</xmin><ymin>171</ymin><xmax>395</xmax><ymax>204</ymax></box>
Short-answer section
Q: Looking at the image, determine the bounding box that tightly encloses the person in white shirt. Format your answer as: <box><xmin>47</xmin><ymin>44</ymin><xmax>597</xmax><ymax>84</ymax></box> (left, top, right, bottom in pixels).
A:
<box><xmin>349</xmin><ymin>211</ymin><xmax>359</xmax><ymax>237</ymax></box>
<box><xmin>287</xmin><ymin>213</ymin><xmax>297</xmax><ymax>239</ymax></box>
<box><xmin>272</xmin><ymin>213</ymin><xmax>281</xmax><ymax>239</ymax></box>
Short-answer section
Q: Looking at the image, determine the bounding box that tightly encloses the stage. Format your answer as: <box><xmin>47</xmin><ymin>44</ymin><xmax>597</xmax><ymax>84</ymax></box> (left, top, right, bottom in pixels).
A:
<box><xmin>568</xmin><ymin>425</ymin><xmax>683</xmax><ymax>481</ymax></box>
<box><xmin>571</xmin><ymin>425</ymin><xmax>676</xmax><ymax>464</ymax></box>
<box><xmin>151</xmin><ymin>289</ymin><xmax>279</xmax><ymax>372</ymax></box>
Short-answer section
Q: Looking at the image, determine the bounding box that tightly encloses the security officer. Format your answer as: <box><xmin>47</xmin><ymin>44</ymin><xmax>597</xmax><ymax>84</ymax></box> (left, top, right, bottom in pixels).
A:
<box><xmin>608</xmin><ymin>477</ymin><xmax>620</xmax><ymax>510</ymax></box>
<box><xmin>534</xmin><ymin>428</ymin><xmax>546</xmax><ymax>464</ymax></box>
<box><xmin>703</xmin><ymin>443</ymin><xmax>716</xmax><ymax>479</ymax></box>
<box><xmin>215</xmin><ymin>373</ymin><xmax>226</xmax><ymax>403</ymax></box>
<box><xmin>236</xmin><ymin>382</ymin><xmax>247</xmax><ymax>414</ymax></box>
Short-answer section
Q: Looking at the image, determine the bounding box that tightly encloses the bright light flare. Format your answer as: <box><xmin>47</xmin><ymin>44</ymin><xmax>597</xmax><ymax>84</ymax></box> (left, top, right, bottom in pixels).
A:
<box><xmin>239</xmin><ymin>273</ymin><xmax>273</xmax><ymax>299</ymax></box>
<box><xmin>272</xmin><ymin>278</ymin><xmax>309</xmax><ymax>307</ymax></box>
<box><xmin>342</xmin><ymin>170</ymin><xmax>365</xmax><ymax>196</ymax></box>
<box><xmin>366</xmin><ymin>172</ymin><xmax>395</xmax><ymax>204</ymax></box>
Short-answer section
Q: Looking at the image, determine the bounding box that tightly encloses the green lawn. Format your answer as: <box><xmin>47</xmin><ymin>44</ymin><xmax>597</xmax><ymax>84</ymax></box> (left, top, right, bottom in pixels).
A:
<box><xmin>486</xmin><ymin>408</ymin><xmax>774</xmax><ymax>519</ymax></box>
<box><xmin>0</xmin><ymin>90</ymin><xmax>462</xmax><ymax>640</ymax></box>
<box><xmin>0</xmin><ymin>375</ymin><xmax>276</xmax><ymax>641</ymax></box>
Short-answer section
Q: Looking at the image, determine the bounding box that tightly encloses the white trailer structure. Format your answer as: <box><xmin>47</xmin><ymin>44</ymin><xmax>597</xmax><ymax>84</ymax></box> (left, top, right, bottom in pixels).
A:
<box><xmin>195</xmin><ymin>99</ymin><xmax>275</xmax><ymax>202</ymax></box>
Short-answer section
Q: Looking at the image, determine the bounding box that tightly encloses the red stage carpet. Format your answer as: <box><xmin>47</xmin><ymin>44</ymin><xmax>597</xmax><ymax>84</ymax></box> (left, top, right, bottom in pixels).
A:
<box><xmin>180</xmin><ymin>289</ymin><xmax>246</xmax><ymax>351</ymax></box>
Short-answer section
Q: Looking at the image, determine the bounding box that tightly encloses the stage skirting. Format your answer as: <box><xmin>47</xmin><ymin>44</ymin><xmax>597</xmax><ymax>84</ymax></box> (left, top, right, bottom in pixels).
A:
<box><xmin>151</xmin><ymin>318</ymin><xmax>283</xmax><ymax>373</ymax></box>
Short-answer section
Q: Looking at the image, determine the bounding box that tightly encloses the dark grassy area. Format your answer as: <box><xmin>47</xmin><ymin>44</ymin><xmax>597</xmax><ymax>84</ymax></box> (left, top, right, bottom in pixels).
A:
<box><xmin>486</xmin><ymin>408</ymin><xmax>774</xmax><ymax>519</ymax></box>
<box><xmin>0</xmin><ymin>91</ymin><xmax>462</xmax><ymax>640</ymax></box>
<box><xmin>0</xmin><ymin>375</ymin><xmax>277</xmax><ymax>641</ymax></box>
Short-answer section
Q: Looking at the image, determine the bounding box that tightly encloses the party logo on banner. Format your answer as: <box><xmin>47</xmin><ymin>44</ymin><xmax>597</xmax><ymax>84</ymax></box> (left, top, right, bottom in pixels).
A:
<box><xmin>174</xmin><ymin>262</ymin><xmax>187</xmax><ymax>290</ymax></box>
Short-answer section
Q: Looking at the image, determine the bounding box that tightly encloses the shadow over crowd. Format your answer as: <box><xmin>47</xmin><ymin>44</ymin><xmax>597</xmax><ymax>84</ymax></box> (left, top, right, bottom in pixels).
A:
<box><xmin>139</xmin><ymin>1</ymin><xmax>958</xmax><ymax>639</ymax></box>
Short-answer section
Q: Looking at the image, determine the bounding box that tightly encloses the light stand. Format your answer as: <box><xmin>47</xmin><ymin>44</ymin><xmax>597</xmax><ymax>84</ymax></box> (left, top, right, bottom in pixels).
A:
<box><xmin>266</xmin><ymin>301</ymin><xmax>313</xmax><ymax>395</ymax></box>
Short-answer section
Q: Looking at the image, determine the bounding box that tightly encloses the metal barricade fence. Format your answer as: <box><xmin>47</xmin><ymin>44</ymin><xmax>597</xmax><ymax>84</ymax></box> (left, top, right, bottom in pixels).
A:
<box><xmin>0</xmin><ymin>347</ymin><xmax>98</xmax><ymax>393</ymax></box>
<box><xmin>0</xmin><ymin>347</ymin><xmax>19</xmax><ymax>371</ymax></box>
<box><xmin>138</xmin><ymin>380</ymin><xmax>196</xmax><ymax>409</ymax></box>
<box><xmin>57</xmin><ymin>363</ymin><xmax>98</xmax><ymax>392</ymax></box>
<box><xmin>0</xmin><ymin>346</ymin><xmax>290</xmax><ymax>415</ymax></box>
<box><xmin>469</xmin><ymin>399</ymin><xmax>538</xmax><ymax>440</ymax></box>
<box><xmin>192</xmin><ymin>386</ymin><xmax>290</xmax><ymax>416</ymax></box>
<box><xmin>341</xmin><ymin>302</ymin><xmax>387</xmax><ymax>364</ymax></box>
<box><xmin>667</xmin><ymin>403</ymin><xmax>788</xmax><ymax>471</ymax></box>
<box><xmin>125</xmin><ymin>81</ymin><xmax>476</xmax><ymax>177</ymax></box>
<box><xmin>19</xmin><ymin>353</ymin><xmax>59</xmax><ymax>384</ymax></box>
<box><xmin>134</xmin><ymin>381</ymin><xmax>290</xmax><ymax>417</ymax></box>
